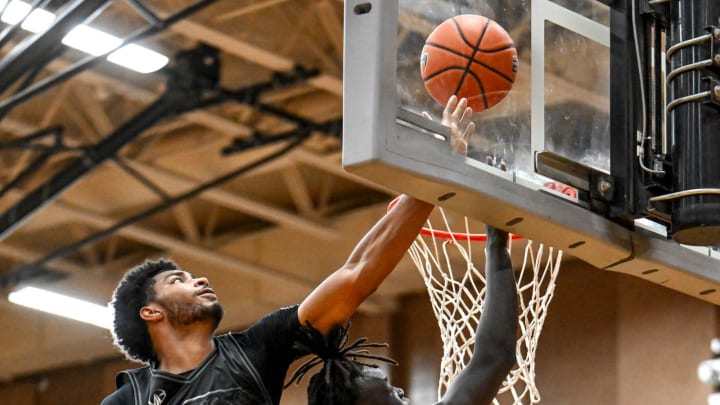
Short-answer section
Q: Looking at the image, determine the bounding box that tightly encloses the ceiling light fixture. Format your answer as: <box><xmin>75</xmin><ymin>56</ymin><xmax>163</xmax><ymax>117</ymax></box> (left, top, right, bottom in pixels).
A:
<box><xmin>8</xmin><ymin>286</ymin><xmax>111</xmax><ymax>329</ymax></box>
<box><xmin>0</xmin><ymin>0</ymin><xmax>168</xmax><ymax>73</ymax></box>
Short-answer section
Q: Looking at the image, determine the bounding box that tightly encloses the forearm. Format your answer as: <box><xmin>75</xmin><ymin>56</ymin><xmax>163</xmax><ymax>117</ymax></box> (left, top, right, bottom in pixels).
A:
<box><xmin>298</xmin><ymin>194</ymin><xmax>433</xmax><ymax>333</ymax></box>
<box><xmin>438</xmin><ymin>228</ymin><xmax>517</xmax><ymax>405</ymax></box>
<box><xmin>474</xmin><ymin>232</ymin><xmax>518</xmax><ymax>353</ymax></box>
<box><xmin>344</xmin><ymin>195</ymin><xmax>433</xmax><ymax>289</ymax></box>
<box><xmin>299</xmin><ymin>96</ymin><xmax>472</xmax><ymax>334</ymax></box>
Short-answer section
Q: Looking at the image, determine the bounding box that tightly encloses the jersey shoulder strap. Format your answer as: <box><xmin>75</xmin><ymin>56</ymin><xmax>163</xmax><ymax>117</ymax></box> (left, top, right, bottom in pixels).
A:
<box><xmin>217</xmin><ymin>334</ymin><xmax>273</xmax><ymax>405</ymax></box>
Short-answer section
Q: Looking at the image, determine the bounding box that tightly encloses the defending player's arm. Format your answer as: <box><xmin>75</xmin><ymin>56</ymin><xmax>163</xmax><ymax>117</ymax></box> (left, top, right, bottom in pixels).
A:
<box><xmin>436</xmin><ymin>226</ymin><xmax>518</xmax><ymax>405</ymax></box>
<box><xmin>298</xmin><ymin>96</ymin><xmax>475</xmax><ymax>334</ymax></box>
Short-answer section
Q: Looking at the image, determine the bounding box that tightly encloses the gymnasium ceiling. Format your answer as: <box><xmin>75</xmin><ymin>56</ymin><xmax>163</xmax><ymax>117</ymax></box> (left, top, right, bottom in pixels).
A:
<box><xmin>0</xmin><ymin>0</ymin><xmax>603</xmax><ymax>381</ymax></box>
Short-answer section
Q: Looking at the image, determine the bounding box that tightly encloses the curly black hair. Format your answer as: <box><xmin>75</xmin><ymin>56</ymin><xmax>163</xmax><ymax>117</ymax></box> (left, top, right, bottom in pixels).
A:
<box><xmin>285</xmin><ymin>323</ymin><xmax>398</xmax><ymax>405</ymax></box>
<box><xmin>110</xmin><ymin>258</ymin><xmax>179</xmax><ymax>365</ymax></box>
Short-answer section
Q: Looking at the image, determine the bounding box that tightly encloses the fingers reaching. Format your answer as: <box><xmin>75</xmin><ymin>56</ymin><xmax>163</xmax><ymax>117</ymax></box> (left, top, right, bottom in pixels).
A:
<box><xmin>426</xmin><ymin>95</ymin><xmax>475</xmax><ymax>156</ymax></box>
<box><xmin>462</xmin><ymin>121</ymin><xmax>475</xmax><ymax>143</ymax></box>
<box><xmin>446</xmin><ymin>96</ymin><xmax>474</xmax><ymax>156</ymax></box>
<box><xmin>453</xmin><ymin>97</ymin><xmax>468</xmax><ymax>121</ymax></box>
<box><xmin>442</xmin><ymin>94</ymin><xmax>458</xmax><ymax>125</ymax></box>
<box><xmin>458</xmin><ymin>102</ymin><xmax>472</xmax><ymax>130</ymax></box>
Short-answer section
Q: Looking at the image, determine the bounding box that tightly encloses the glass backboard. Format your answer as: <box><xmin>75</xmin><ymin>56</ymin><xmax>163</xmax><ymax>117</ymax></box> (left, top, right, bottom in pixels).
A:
<box><xmin>342</xmin><ymin>0</ymin><xmax>720</xmax><ymax>304</ymax></box>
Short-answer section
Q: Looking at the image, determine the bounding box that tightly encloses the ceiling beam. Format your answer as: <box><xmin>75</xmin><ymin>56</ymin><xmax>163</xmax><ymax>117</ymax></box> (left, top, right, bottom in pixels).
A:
<box><xmin>170</xmin><ymin>19</ymin><xmax>343</xmax><ymax>97</ymax></box>
<box><xmin>292</xmin><ymin>150</ymin><xmax>398</xmax><ymax>195</ymax></box>
<box><xmin>215</xmin><ymin>0</ymin><xmax>291</xmax><ymax>22</ymax></box>
<box><xmin>272</xmin><ymin>7</ymin><xmax>341</xmax><ymax>78</ymax></box>
<box><xmin>1</xmin><ymin>189</ymin><xmax>383</xmax><ymax>313</ymax></box>
<box><xmin>314</xmin><ymin>0</ymin><xmax>344</xmax><ymax>60</ymax></box>
<box><xmin>71</xmin><ymin>86</ymin><xmax>115</xmax><ymax>136</ymax></box>
<box><xmin>44</xmin><ymin>58</ymin><xmax>254</xmax><ymax>137</ymax></box>
<box><xmin>63</xmin><ymin>96</ymin><xmax>102</xmax><ymax>142</ymax></box>
<box><xmin>171</xmin><ymin>202</ymin><xmax>201</xmax><ymax>243</ymax></box>
<box><xmin>282</xmin><ymin>165</ymin><xmax>318</xmax><ymax>219</ymax></box>
<box><xmin>100</xmin><ymin>251</ymin><xmax>158</xmax><ymax>275</ymax></box>
<box><xmin>122</xmin><ymin>159</ymin><xmax>340</xmax><ymax>240</ymax></box>
<box><xmin>33</xmin><ymin>197</ymin><xmax>319</xmax><ymax>289</ymax></box>
<box><xmin>0</xmin><ymin>115</ymin><xmax>339</xmax><ymax>241</ymax></box>
<box><xmin>69</xmin><ymin>224</ymin><xmax>102</xmax><ymax>266</ymax></box>
<box><xmin>0</xmin><ymin>242</ymin><xmax>87</xmax><ymax>274</ymax></box>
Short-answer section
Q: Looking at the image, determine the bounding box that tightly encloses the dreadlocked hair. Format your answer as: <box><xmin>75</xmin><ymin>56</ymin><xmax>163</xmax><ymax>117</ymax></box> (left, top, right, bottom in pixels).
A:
<box><xmin>285</xmin><ymin>322</ymin><xmax>398</xmax><ymax>405</ymax></box>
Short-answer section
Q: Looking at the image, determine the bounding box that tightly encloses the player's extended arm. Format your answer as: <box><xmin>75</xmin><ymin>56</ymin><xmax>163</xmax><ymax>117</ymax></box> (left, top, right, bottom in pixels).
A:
<box><xmin>298</xmin><ymin>96</ymin><xmax>475</xmax><ymax>334</ymax></box>
<box><xmin>297</xmin><ymin>194</ymin><xmax>433</xmax><ymax>333</ymax></box>
<box><xmin>436</xmin><ymin>226</ymin><xmax>518</xmax><ymax>405</ymax></box>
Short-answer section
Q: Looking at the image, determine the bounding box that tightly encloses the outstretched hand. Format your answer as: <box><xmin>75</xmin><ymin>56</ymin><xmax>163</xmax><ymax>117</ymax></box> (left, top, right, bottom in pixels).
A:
<box><xmin>443</xmin><ymin>95</ymin><xmax>475</xmax><ymax>155</ymax></box>
<box><xmin>423</xmin><ymin>95</ymin><xmax>475</xmax><ymax>156</ymax></box>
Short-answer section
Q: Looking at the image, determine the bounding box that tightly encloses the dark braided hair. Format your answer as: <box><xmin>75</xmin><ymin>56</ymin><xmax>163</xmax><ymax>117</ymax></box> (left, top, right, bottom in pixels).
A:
<box><xmin>285</xmin><ymin>323</ymin><xmax>398</xmax><ymax>405</ymax></box>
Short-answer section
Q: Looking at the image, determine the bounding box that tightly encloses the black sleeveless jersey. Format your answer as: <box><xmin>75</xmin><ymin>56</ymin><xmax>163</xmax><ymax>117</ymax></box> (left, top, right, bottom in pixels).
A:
<box><xmin>101</xmin><ymin>306</ymin><xmax>306</xmax><ymax>405</ymax></box>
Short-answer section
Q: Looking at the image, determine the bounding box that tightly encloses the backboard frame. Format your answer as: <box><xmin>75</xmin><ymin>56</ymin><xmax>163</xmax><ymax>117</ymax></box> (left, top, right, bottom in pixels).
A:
<box><xmin>342</xmin><ymin>0</ymin><xmax>720</xmax><ymax>304</ymax></box>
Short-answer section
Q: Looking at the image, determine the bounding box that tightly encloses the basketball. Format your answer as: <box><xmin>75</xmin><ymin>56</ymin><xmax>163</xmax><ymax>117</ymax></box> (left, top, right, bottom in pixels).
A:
<box><xmin>420</xmin><ymin>14</ymin><xmax>518</xmax><ymax>112</ymax></box>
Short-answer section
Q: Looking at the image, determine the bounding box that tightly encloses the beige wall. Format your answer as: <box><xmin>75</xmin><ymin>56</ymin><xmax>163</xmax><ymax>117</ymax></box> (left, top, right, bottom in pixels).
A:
<box><xmin>1</xmin><ymin>259</ymin><xmax>717</xmax><ymax>404</ymax></box>
<box><xmin>535</xmin><ymin>259</ymin><xmax>619</xmax><ymax>404</ymax></box>
<box><xmin>616</xmin><ymin>272</ymin><xmax>715</xmax><ymax>405</ymax></box>
<box><xmin>0</xmin><ymin>358</ymin><xmax>135</xmax><ymax>405</ymax></box>
<box><xmin>392</xmin><ymin>259</ymin><xmax>717</xmax><ymax>404</ymax></box>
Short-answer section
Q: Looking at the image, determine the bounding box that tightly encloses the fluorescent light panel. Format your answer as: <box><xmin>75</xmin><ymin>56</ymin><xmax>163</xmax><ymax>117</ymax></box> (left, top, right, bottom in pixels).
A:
<box><xmin>9</xmin><ymin>286</ymin><xmax>111</xmax><ymax>329</ymax></box>
<box><xmin>0</xmin><ymin>0</ymin><xmax>168</xmax><ymax>73</ymax></box>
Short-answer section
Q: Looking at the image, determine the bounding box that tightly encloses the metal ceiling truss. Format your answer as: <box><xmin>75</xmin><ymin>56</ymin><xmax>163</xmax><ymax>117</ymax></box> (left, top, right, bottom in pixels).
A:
<box><xmin>0</xmin><ymin>57</ymin><xmax>342</xmax><ymax>290</ymax></box>
<box><xmin>0</xmin><ymin>0</ymin><xmax>219</xmax><ymax>120</ymax></box>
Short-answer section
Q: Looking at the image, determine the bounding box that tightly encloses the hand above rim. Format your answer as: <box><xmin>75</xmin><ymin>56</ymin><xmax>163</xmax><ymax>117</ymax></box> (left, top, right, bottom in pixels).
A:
<box><xmin>423</xmin><ymin>95</ymin><xmax>475</xmax><ymax>156</ymax></box>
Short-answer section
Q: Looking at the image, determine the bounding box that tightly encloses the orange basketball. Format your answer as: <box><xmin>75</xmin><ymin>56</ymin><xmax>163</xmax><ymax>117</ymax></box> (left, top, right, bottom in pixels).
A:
<box><xmin>420</xmin><ymin>14</ymin><xmax>518</xmax><ymax>112</ymax></box>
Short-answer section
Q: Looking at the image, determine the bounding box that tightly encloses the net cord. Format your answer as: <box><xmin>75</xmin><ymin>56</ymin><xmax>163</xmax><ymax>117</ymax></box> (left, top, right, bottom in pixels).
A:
<box><xmin>406</xmin><ymin>207</ymin><xmax>562</xmax><ymax>404</ymax></box>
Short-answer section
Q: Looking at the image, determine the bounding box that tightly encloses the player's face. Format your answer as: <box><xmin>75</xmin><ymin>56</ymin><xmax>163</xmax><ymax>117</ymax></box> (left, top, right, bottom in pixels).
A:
<box><xmin>150</xmin><ymin>270</ymin><xmax>223</xmax><ymax>328</ymax></box>
<box><xmin>353</xmin><ymin>366</ymin><xmax>409</xmax><ymax>405</ymax></box>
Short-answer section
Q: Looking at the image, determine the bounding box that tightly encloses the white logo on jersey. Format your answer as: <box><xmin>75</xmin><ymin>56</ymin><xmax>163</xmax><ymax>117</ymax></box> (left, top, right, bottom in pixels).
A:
<box><xmin>149</xmin><ymin>389</ymin><xmax>167</xmax><ymax>405</ymax></box>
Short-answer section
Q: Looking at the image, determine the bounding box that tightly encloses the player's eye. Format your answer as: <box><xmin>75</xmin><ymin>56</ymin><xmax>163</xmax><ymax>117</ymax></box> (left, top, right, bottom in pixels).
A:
<box><xmin>171</xmin><ymin>277</ymin><xmax>183</xmax><ymax>284</ymax></box>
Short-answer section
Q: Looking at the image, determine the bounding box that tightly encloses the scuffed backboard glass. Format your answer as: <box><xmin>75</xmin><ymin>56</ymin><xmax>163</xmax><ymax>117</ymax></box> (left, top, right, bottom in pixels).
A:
<box><xmin>396</xmin><ymin>0</ymin><xmax>610</xmax><ymax>187</ymax></box>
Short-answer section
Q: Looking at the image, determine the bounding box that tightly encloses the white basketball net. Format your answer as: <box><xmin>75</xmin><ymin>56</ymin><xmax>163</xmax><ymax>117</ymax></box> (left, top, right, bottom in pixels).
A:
<box><xmin>407</xmin><ymin>207</ymin><xmax>562</xmax><ymax>404</ymax></box>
